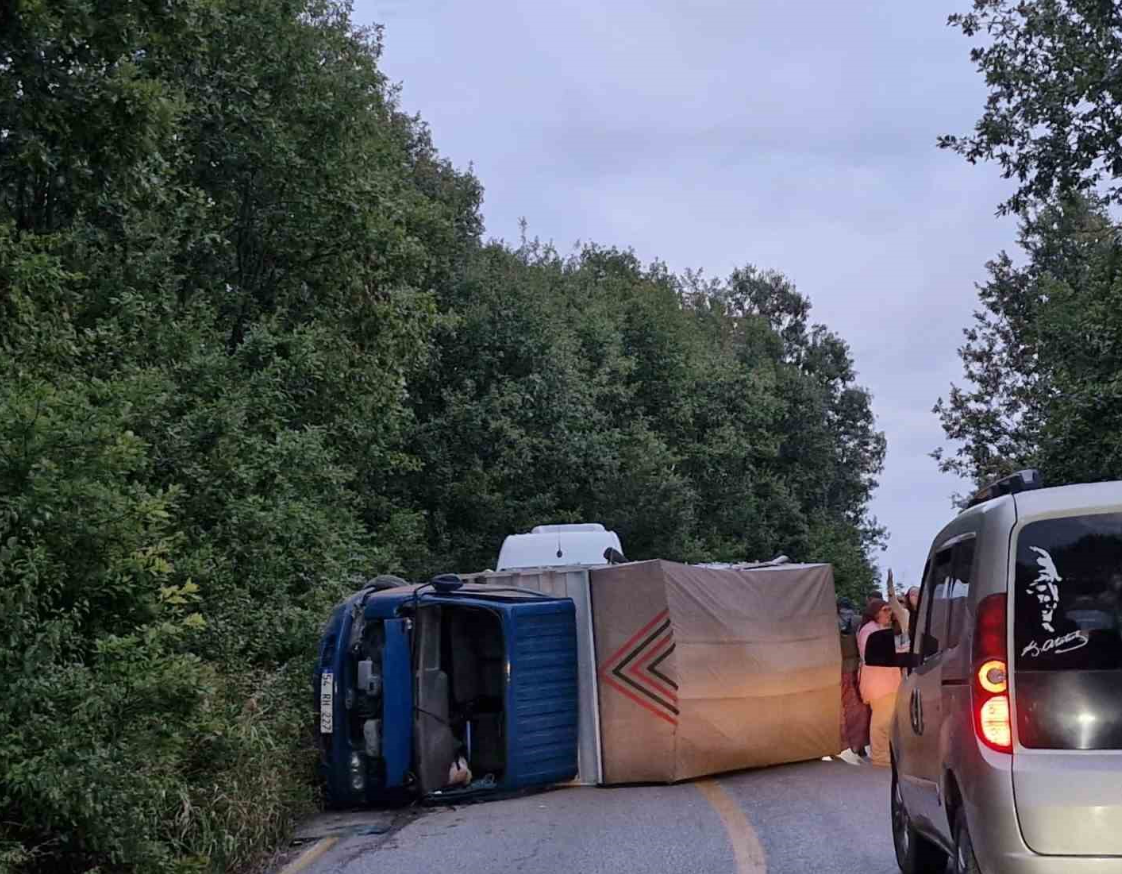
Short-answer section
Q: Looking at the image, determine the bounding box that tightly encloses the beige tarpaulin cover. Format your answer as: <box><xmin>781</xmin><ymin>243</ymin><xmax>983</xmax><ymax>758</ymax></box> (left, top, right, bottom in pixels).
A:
<box><xmin>590</xmin><ymin>560</ymin><xmax>841</xmax><ymax>784</ymax></box>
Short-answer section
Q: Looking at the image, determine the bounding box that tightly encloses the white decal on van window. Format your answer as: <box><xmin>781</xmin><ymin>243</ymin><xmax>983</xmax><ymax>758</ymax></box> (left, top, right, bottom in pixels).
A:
<box><xmin>1020</xmin><ymin>630</ymin><xmax>1089</xmax><ymax>659</ymax></box>
<box><xmin>1027</xmin><ymin>546</ymin><xmax>1063</xmax><ymax>633</ymax></box>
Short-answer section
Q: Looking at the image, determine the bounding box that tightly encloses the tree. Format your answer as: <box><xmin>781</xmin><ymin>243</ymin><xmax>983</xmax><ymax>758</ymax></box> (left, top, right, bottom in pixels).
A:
<box><xmin>0</xmin><ymin>0</ymin><xmax>191</xmax><ymax>235</ymax></box>
<box><xmin>398</xmin><ymin>244</ymin><xmax>887</xmax><ymax>599</ymax></box>
<box><xmin>940</xmin><ymin>0</ymin><xmax>1122</xmax><ymax>215</ymax></box>
<box><xmin>0</xmin><ymin>2</ymin><xmax>482</xmax><ymax>871</ymax></box>
<box><xmin>934</xmin><ymin>194</ymin><xmax>1122</xmax><ymax>487</ymax></box>
<box><xmin>694</xmin><ymin>267</ymin><xmax>887</xmax><ymax>598</ymax></box>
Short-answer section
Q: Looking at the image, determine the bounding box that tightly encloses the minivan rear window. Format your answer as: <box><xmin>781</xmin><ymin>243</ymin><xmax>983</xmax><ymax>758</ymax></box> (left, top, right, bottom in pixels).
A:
<box><xmin>1014</xmin><ymin>513</ymin><xmax>1122</xmax><ymax>671</ymax></box>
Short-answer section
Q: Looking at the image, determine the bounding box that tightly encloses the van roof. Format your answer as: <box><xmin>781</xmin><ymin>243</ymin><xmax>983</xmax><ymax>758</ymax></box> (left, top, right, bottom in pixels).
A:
<box><xmin>530</xmin><ymin>523</ymin><xmax>606</xmax><ymax>534</ymax></box>
<box><xmin>1013</xmin><ymin>479</ymin><xmax>1122</xmax><ymax>519</ymax></box>
<box><xmin>496</xmin><ymin>528</ymin><xmax>622</xmax><ymax>571</ymax></box>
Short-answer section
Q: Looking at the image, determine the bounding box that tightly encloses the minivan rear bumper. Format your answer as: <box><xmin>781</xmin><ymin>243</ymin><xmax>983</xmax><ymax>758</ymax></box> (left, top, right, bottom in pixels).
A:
<box><xmin>979</xmin><ymin>852</ymin><xmax>1122</xmax><ymax>874</ymax></box>
<box><xmin>968</xmin><ymin>796</ymin><xmax>1122</xmax><ymax>874</ymax></box>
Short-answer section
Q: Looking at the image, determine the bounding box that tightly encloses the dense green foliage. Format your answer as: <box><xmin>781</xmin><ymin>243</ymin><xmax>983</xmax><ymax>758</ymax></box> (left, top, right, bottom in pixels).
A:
<box><xmin>937</xmin><ymin>1</ymin><xmax>1122</xmax><ymax>488</ymax></box>
<box><xmin>402</xmin><ymin>248</ymin><xmax>886</xmax><ymax>587</ymax></box>
<box><xmin>934</xmin><ymin>195</ymin><xmax>1122</xmax><ymax>486</ymax></box>
<box><xmin>940</xmin><ymin>0</ymin><xmax>1122</xmax><ymax>215</ymax></box>
<box><xmin>0</xmin><ymin>1</ymin><xmax>884</xmax><ymax>871</ymax></box>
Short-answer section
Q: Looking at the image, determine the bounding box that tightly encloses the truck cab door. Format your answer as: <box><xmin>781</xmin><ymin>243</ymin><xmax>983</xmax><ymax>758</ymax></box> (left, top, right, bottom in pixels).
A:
<box><xmin>503</xmin><ymin>598</ymin><xmax>580</xmax><ymax>788</ymax></box>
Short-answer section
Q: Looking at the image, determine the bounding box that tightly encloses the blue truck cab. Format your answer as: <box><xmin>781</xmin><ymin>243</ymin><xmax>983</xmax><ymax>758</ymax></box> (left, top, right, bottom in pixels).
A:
<box><xmin>313</xmin><ymin>577</ymin><xmax>579</xmax><ymax>805</ymax></box>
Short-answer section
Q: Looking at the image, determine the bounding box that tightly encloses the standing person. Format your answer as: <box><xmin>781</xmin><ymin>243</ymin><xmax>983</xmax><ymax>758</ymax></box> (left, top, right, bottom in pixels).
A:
<box><xmin>858</xmin><ymin>596</ymin><xmax>901</xmax><ymax>768</ymax></box>
<box><xmin>838</xmin><ymin>599</ymin><xmax>870</xmax><ymax>759</ymax></box>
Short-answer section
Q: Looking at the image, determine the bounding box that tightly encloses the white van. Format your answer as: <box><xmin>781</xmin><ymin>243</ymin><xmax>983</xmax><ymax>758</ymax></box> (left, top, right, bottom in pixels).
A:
<box><xmin>495</xmin><ymin>523</ymin><xmax>623</xmax><ymax>571</ymax></box>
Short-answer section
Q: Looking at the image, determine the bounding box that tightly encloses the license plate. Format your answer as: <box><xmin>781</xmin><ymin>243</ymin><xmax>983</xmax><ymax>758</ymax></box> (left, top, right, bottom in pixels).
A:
<box><xmin>320</xmin><ymin>672</ymin><xmax>334</xmax><ymax>734</ymax></box>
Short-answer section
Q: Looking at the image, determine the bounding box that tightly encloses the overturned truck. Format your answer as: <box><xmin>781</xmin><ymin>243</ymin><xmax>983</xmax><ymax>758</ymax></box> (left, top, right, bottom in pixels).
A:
<box><xmin>314</xmin><ymin>560</ymin><xmax>842</xmax><ymax>804</ymax></box>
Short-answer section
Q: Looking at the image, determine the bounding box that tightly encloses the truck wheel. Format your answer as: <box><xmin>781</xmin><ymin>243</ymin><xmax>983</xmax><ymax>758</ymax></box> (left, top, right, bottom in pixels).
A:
<box><xmin>953</xmin><ymin>806</ymin><xmax>982</xmax><ymax>874</ymax></box>
<box><xmin>892</xmin><ymin>765</ymin><xmax>947</xmax><ymax>874</ymax></box>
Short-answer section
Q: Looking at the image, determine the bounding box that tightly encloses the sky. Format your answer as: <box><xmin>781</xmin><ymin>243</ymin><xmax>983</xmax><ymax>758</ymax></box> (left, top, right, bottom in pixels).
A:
<box><xmin>353</xmin><ymin>0</ymin><xmax>1021</xmax><ymax>590</ymax></box>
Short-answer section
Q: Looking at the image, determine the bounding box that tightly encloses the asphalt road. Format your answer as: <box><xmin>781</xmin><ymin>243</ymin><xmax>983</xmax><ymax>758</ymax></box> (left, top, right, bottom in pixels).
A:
<box><xmin>282</xmin><ymin>758</ymin><xmax>902</xmax><ymax>874</ymax></box>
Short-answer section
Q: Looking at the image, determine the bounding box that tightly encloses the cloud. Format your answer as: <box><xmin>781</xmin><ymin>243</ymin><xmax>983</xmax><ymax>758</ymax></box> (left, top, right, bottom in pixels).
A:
<box><xmin>357</xmin><ymin>0</ymin><xmax>1020</xmax><ymax>587</ymax></box>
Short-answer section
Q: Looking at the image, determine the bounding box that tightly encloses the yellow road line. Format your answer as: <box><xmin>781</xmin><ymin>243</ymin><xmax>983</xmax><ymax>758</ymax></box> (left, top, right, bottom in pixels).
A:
<box><xmin>276</xmin><ymin>836</ymin><xmax>339</xmax><ymax>874</ymax></box>
<box><xmin>695</xmin><ymin>779</ymin><xmax>768</xmax><ymax>874</ymax></box>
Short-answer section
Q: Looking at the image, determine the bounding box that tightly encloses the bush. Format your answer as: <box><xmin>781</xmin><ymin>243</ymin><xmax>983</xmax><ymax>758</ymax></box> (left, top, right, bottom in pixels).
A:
<box><xmin>0</xmin><ymin>358</ymin><xmax>346</xmax><ymax>874</ymax></box>
<box><xmin>0</xmin><ymin>230</ymin><xmax>355</xmax><ymax>873</ymax></box>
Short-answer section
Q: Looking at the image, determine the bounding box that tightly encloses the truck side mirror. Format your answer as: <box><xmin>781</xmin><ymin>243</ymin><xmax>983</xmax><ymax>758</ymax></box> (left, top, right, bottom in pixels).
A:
<box><xmin>863</xmin><ymin>629</ymin><xmax>917</xmax><ymax>669</ymax></box>
<box><xmin>430</xmin><ymin>574</ymin><xmax>463</xmax><ymax>593</ymax></box>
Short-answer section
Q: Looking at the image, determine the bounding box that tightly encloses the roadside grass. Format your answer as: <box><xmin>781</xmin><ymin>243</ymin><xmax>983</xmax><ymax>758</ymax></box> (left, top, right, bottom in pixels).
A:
<box><xmin>168</xmin><ymin>665</ymin><xmax>323</xmax><ymax>874</ymax></box>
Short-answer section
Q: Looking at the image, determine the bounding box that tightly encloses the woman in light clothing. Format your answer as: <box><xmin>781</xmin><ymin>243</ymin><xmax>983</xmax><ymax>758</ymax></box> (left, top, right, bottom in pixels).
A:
<box><xmin>858</xmin><ymin>597</ymin><xmax>901</xmax><ymax>767</ymax></box>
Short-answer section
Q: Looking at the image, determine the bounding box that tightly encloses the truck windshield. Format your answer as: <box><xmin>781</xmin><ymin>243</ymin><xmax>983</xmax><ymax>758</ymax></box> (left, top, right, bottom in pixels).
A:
<box><xmin>1014</xmin><ymin>512</ymin><xmax>1122</xmax><ymax>671</ymax></box>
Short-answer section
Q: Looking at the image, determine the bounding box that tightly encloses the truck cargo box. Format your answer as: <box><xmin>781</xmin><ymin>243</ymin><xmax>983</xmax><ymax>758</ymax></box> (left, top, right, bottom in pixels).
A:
<box><xmin>591</xmin><ymin>559</ymin><xmax>841</xmax><ymax>784</ymax></box>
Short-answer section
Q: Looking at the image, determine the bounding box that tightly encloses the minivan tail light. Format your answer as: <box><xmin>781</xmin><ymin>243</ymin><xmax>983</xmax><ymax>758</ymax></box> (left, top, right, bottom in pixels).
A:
<box><xmin>979</xmin><ymin>696</ymin><xmax>1012</xmax><ymax>748</ymax></box>
<box><xmin>978</xmin><ymin>659</ymin><xmax>1007</xmax><ymax>694</ymax></box>
<box><xmin>973</xmin><ymin>593</ymin><xmax>1007</xmax><ymax>664</ymax></box>
<box><xmin>972</xmin><ymin>593</ymin><xmax>1012</xmax><ymax>753</ymax></box>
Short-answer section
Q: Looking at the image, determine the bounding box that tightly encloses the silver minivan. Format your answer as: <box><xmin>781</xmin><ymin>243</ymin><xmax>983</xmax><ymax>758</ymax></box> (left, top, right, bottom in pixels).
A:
<box><xmin>864</xmin><ymin>471</ymin><xmax>1122</xmax><ymax>874</ymax></box>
